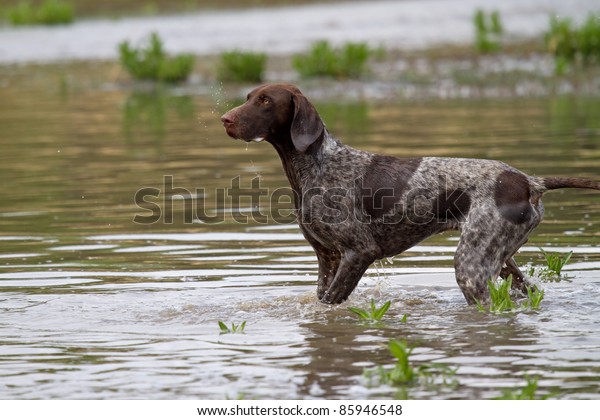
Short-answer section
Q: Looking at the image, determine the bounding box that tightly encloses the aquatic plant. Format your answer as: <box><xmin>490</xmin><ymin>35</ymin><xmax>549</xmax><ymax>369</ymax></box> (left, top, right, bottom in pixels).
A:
<box><xmin>474</xmin><ymin>9</ymin><xmax>503</xmax><ymax>53</ymax></box>
<box><xmin>385</xmin><ymin>340</ymin><xmax>415</xmax><ymax>384</ymax></box>
<box><xmin>217</xmin><ymin>51</ymin><xmax>267</xmax><ymax>83</ymax></box>
<box><xmin>496</xmin><ymin>376</ymin><xmax>549</xmax><ymax>400</ymax></box>
<box><xmin>526</xmin><ymin>286</ymin><xmax>545</xmax><ymax>310</ymax></box>
<box><xmin>292</xmin><ymin>40</ymin><xmax>371</xmax><ymax>79</ymax></box>
<box><xmin>6</xmin><ymin>0</ymin><xmax>74</xmax><ymax>25</ymax></box>
<box><xmin>477</xmin><ymin>276</ymin><xmax>515</xmax><ymax>313</ymax></box>
<box><xmin>477</xmin><ymin>276</ymin><xmax>545</xmax><ymax>313</ymax></box>
<box><xmin>218</xmin><ymin>320</ymin><xmax>247</xmax><ymax>334</ymax></box>
<box><xmin>540</xmin><ymin>248</ymin><xmax>572</xmax><ymax>277</ymax></box>
<box><xmin>546</xmin><ymin>14</ymin><xmax>600</xmax><ymax>74</ymax></box>
<box><xmin>526</xmin><ymin>263</ymin><xmax>572</xmax><ymax>284</ymax></box>
<box><xmin>226</xmin><ymin>392</ymin><xmax>247</xmax><ymax>400</ymax></box>
<box><xmin>364</xmin><ymin>340</ymin><xmax>457</xmax><ymax>387</ymax></box>
<box><xmin>119</xmin><ymin>32</ymin><xmax>195</xmax><ymax>83</ymax></box>
<box><xmin>348</xmin><ymin>299</ymin><xmax>391</xmax><ymax>323</ymax></box>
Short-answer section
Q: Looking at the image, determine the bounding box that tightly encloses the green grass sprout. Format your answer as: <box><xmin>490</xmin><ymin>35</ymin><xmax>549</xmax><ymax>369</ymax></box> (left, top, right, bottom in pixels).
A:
<box><xmin>218</xmin><ymin>320</ymin><xmax>247</xmax><ymax>334</ymax></box>
<box><xmin>477</xmin><ymin>275</ymin><xmax>545</xmax><ymax>313</ymax></box>
<box><xmin>496</xmin><ymin>376</ymin><xmax>550</xmax><ymax>400</ymax></box>
<box><xmin>364</xmin><ymin>340</ymin><xmax>457</xmax><ymax>389</ymax></box>
<box><xmin>348</xmin><ymin>299</ymin><xmax>391</xmax><ymax>323</ymax></box>
<box><xmin>540</xmin><ymin>248</ymin><xmax>572</xmax><ymax>276</ymax></box>
<box><xmin>477</xmin><ymin>276</ymin><xmax>516</xmax><ymax>313</ymax></box>
<box><xmin>526</xmin><ymin>286</ymin><xmax>545</xmax><ymax>310</ymax></box>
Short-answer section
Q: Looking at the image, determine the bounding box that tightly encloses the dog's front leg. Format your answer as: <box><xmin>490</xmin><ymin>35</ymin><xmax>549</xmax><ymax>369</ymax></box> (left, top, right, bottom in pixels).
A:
<box><xmin>320</xmin><ymin>249</ymin><xmax>376</xmax><ymax>304</ymax></box>
<box><xmin>299</xmin><ymin>224</ymin><xmax>342</xmax><ymax>299</ymax></box>
<box><xmin>316</xmin><ymin>248</ymin><xmax>341</xmax><ymax>300</ymax></box>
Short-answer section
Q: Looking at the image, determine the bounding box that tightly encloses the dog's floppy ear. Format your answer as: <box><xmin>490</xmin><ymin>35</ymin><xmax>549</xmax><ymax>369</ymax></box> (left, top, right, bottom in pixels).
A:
<box><xmin>290</xmin><ymin>90</ymin><xmax>324</xmax><ymax>153</ymax></box>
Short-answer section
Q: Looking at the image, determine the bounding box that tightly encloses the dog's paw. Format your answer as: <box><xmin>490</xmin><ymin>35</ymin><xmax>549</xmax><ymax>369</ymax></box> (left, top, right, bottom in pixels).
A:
<box><xmin>320</xmin><ymin>290</ymin><xmax>347</xmax><ymax>305</ymax></box>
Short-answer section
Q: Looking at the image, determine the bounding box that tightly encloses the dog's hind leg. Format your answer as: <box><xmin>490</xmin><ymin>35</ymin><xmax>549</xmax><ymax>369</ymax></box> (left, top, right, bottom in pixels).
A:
<box><xmin>499</xmin><ymin>209</ymin><xmax>543</xmax><ymax>294</ymax></box>
<box><xmin>454</xmin><ymin>238</ymin><xmax>503</xmax><ymax>305</ymax></box>
<box><xmin>500</xmin><ymin>256</ymin><xmax>533</xmax><ymax>294</ymax></box>
<box><xmin>454</xmin><ymin>208</ymin><xmax>538</xmax><ymax>305</ymax></box>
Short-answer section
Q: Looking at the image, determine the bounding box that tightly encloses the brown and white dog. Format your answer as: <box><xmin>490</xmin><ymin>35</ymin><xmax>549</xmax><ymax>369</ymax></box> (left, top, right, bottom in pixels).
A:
<box><xmin>221</xmin><ymin>83</ymin><xmax>599</xmax><ymax>305</ymax></box>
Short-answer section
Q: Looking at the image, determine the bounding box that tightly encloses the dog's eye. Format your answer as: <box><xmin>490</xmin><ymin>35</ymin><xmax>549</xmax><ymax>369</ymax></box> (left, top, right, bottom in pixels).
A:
<box><xmin>259</xmin><ymin>96</ymin><xmax>270</xmax><ymax>105</ymax></box>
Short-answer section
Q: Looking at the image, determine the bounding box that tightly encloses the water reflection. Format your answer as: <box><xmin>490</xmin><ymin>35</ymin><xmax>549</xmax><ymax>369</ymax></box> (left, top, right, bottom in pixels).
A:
<box><xmin>548</xmin><ymin>96</ymin><xmax>600</xmax><ymax>148</ymax></box>
<box><xmin>121</xmin><ymin>87</ymin><xmax>196</xmax><ymax>150</ymax></box>
<box><xmin>318</xmin><ymin>102</ymin><xmax>370</xmax><ymax>144</ymax></box>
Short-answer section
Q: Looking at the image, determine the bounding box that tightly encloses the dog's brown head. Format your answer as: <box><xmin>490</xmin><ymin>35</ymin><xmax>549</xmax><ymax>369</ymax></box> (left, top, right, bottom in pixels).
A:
<box><xmin>220</xmin><ymin>84</ymin><xmax>324</xmax><ymax>153</ymax></box>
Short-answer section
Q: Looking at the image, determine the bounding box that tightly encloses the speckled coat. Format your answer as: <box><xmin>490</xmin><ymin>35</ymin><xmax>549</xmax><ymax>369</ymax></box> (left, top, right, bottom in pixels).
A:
<box><xmin>221</xmin><ymin>84</ymin><xmax>600</xmax><ymax>305</ymax></box>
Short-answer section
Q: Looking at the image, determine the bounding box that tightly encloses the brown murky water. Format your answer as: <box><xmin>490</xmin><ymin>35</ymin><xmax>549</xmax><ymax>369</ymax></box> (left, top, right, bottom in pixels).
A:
<box><xmin>1</xmin><ymin>66</ymin><xmax>600</xmax><ymax>399</ymax></box>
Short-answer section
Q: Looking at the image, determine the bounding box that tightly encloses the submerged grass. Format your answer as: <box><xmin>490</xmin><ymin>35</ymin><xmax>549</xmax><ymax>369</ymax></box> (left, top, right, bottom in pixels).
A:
<box><xmin>292</xmin><ymin>40</ymin><xmax>372</xmax><ymax>79</ymax></box>
<box><xmin>526</xmin><ymin>286</ymin><xmax>545</xmax><ymax>310</ymax></box>
<box><xmin>540</xmin><ymin>248</ymin><xmax>573</xmax><ymax>276</ymax></box>
<box><xmin>348</xmin><ymin>299</ymin><xmax>391</xmax><ymax>323</ymax></box>
<box><xmin>528</xmin><ymin>248</ymin><xmax>574</xmax><ymax>282</ymax></box>
<box><xmin>5</xmin><ymin>0</ymin><xmax>74</xmax><ymax>25</ymax></box>
<box><xmin>217</xmin><ymin>51</ymin><xmax>267</xmax><ymax>83</ymax></box>
<box><xmin>364</xmin><ymin>340</ymin><xmax>458</xmax><ymax>390</ymax></box>
<box><xmin>478</xmin><ymin>276</ymin><xmax>516</xmax><ymax>313</ymax></box>
<box><xmin>546</xmin><ymin>13</ymin><xmax>600</xmax><ymax>74</ymax></box>
<box><xmin>348</xmin><ymin>300</ymin><xmax>408</xmax><ymax>325</ymax></box>
<box><xmin>384</xmin><ymin>340</ymin><xmax>414</xmax><ymax>384</ymax></box>
<box><xmin>474</xmin><ymin>9</ymin><xmax>503</xmax><ymax>53</ymax></box>
<box><xmin>476</xmin><ymin>276</ymin><xmax>545</xmax><ymax>314</ymax></box>
<box><xmin>496</xmin><ymin>376</ymin><xmax>550</xmax><ymax>400</ymax></box>
<box><xmin>119</xmin><ymin>32</ymin><xmax>195</xmax><ymax>83</ymax></box>
<box><xmin>218</xmin><ymin>321</ymin><xmax>247</xmax><ymax>334</ymax></box>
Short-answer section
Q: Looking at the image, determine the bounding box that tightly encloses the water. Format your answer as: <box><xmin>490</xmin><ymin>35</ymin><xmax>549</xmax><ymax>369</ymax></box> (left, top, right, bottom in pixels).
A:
<box><xmin>1</xmin><ymin>66</ymin><xmax>600</xmax><ymax>399</ymax></box>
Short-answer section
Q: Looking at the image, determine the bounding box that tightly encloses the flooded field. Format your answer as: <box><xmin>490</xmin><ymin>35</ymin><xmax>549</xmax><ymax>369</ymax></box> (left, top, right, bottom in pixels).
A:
<box><xmin>2</xmin><ymin>0</ymin><xmax>600</xmax><ymax>63</ymax></box>
<box><xmin>1</xmin><ymin>66</ymin><xmax>600</xmax><ymax>399</ymax></box>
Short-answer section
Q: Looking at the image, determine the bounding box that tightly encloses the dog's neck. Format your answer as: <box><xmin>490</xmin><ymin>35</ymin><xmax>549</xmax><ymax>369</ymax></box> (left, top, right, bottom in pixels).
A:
<box><xmin>270</xmin><ymin>129</ymin><xmax>343</xmax><ymax>209</ymax></box>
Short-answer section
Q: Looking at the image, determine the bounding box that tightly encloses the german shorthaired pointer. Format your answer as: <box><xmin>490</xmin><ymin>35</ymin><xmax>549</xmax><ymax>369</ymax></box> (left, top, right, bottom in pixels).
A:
<box><xmin>221</xmin><ymin>83</ymin><xmax>600</xmax><ymax>305</ymax></box>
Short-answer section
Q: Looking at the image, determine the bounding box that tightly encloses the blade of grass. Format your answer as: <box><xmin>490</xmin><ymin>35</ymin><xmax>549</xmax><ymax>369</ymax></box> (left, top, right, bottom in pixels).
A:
<box><xmin>374</xmin><ymin>300</ymin><xmax>391</xmax><ymax>321</ymax></box>
<box><xmin>348</xmin><ymin>307</ymin><xmax>370</xmax><ymax>320</ymax></box>
<box><xmin>218</xmin><ymin>321</ymin><xmax>230</xmax><ymax>333</ymax></box>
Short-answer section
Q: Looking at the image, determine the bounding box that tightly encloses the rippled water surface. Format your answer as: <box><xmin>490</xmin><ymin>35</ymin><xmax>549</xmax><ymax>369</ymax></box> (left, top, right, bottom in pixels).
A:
<box><xmin>1</xmin><ymin>68</ymin><xmax>600</xmax><ymax>399</ymax></box>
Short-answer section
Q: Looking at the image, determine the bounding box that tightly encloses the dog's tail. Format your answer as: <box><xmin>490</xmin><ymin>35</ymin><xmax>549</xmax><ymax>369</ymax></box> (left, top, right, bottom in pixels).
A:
<box><xmin>541</xmin><ymin>177</ymin><xmax>600</xmax><ymax>192</ymax></box>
